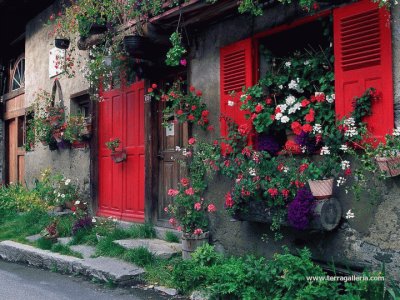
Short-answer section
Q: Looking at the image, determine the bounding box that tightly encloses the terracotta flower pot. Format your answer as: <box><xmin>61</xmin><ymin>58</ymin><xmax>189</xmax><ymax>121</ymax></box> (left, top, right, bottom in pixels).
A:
<box><xmin>71</xmin><ymin>141</ymin><xmax>87</xmax><ymax>149</ymax></box>
<box><xmin>181</xmin><ymin>231</ymin><xmax>209</xmax><ymax>260</ymax></box>
<box><xmin>376</xmin><ymin>156</ymin><xmax>400</xmax><ymax>177</ymax></box>
<box><xmin>308</xmin><ymin>178</ymin><xmax>334</xmax><ymax>199</ymax></box>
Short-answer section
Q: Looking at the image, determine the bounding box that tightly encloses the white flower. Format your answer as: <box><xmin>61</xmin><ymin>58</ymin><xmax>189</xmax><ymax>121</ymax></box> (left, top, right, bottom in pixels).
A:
<box><xmin>227</xmin><ymin>100</ymin><xmax>235</xmax><ymax>107</ymax></box>
<box><xmin>65</xmin><ymin>179</ymin><xmax>71</xmax><ymax>186</ymax></box>
<box><xmin>75</xmin><ymin>200</ymin><xmax>81</xmax><ymax>205</ymax></box>
<box><xmin>277</xmin><ymin>104</ymin><xmax>287</xmax><ymax>113</ymax></box>
<box><xmin>280</xmin><ymin>116</ymin><xmax>290</xmax><ymax>123</ymax></box>
<box><xmin>92</xmin><ymin>218</ymin><xmax>97</xmax><ymax>223</ymax></box>
<box><xmin>248</xmin><ymin>168</ymin><xmax>256</xmax><ymax>176</ymax></box>
<box><xmin>285</xmin><ymin>61</ymin><xmax>291</xmax><ymax>67</ymax></box>
<box><xmin>283</xmin><ymin>167</ymin><xmax>289</xmax><ymax>173</ymax></box>
<box><xmin>337</xmin><ymin>177</ymin><xmax>346</xmax><ymax>187</ymax></box>
<box><xmin>175</xmin><ymin>146</ymin><xmax>181</xmax><ymax>152</ymax></box>
<box><xmin>341</xmin><ymin>160</ymin><xmax>350</xmax><ymax>170</ymax></box>
<box><xmin>288</xmin><ymin>79</ymin><xmax>304</xmax><ymax>93</ymax></box>
<box><xmin>344</xmin><ymin>117</ymin><xmax>355</xmax><ymax>127</ymax></box>
<box><xmin>320</xmin><ymin>146</ymin><xmax>330</xmax><ymax>155</ymax></box>
<box><xmin>313</xmin><ymin>124</ymin><xmax>322</xmax><ymax>134</ymax></box>
<box><xmin>393</xmin><ymin>128</ymin><xmax>400</xmax><ymax>136</ymax></box>
<box><xmin>285</xmin><ymin>95</ymin><xmax>296</xmax><ymax>106</ymax></box>
<box><xmin>344</xmin><ymin>127</ymin><xmax>358</xmax><ymax>138</ymax></box>
<box><xmin>304</xmin><ymin>60</ymin><xmax>310</xmax><ymax>65</ymax></box>
<box><xmin>278</xmin><ymin>85</ymin><xmax>283</xmax><ymax>90</ymax></box>
<box><xmin>345</xmin><ymin>209</ymin><xmax>355</xmax><ymax>219</ymax></box>
<box><xmin>57</xmin><ymin>193</ymin><xmax>61</xmax><ymax>198</ymax></box>
<box><xmin>340</xmin><ymin>144</ymin><xmax>348</xmax><ymax>152</ymax></box>
<box><xmin>275</xmin><ymin>113</ymin><xmax>283</xmax><ymax>120</ymax></box>
<box><xmin>61</xmin><ymin>194</ymin><xmax>65</xmax><ymax>198</ymax></box>
<box><xmin>326</xmin><ymin>94</ymin><xmax>335</xmax><ymax>103</ymax></box>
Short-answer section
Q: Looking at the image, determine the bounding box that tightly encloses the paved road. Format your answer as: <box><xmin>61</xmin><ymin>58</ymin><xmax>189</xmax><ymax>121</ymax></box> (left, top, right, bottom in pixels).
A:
<box><xmin>0</xmin><ymin>260</ymin><xmax>171</xmax><ymax>300</ymax></box>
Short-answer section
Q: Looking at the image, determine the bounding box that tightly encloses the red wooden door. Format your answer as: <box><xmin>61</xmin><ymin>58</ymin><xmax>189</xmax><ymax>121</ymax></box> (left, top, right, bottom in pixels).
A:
<box><xmin>98</xmin><ymin>81</ymin><xmax>145</xmax><ymax>222</ymax></box>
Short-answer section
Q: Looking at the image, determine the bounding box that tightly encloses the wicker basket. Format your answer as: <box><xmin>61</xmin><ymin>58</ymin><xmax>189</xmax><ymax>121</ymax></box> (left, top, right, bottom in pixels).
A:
<box><xmin>376</xmin><ymin>156</ymin><xmax>400</xmax><ymax>177</ymax></box>
<box><xmin>308</xmin><ymin>178</ymin><xmax>334</xmax><ymax>200</ymax></box>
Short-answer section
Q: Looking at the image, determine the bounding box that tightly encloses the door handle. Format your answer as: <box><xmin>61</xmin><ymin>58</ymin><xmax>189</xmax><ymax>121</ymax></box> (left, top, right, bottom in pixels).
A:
<box><xmin>157</xmin><ymin>154</ymin><xmax>164</xmax><ymax>160</ymax></box>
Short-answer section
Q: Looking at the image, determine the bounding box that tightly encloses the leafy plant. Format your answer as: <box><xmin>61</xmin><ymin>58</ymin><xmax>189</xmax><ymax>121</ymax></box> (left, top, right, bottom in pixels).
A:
<box><xmin>165</xmin><ymin>32</ymin><xmax>187</xmax><ymax>67</ymax></box>
<box><xmin>105</xmin><ymin>137</ymin><xmax>120</xmax><ymax>152</ymax></box>
<box><xmin>165</xmin><ymin>231</ymin><xmax>180</xmax><ymax>243</ymax></box>
<box><xmin>123</xmin><ymin>246</ymin><xmax>155</xmax><ymax>267</ymax></box>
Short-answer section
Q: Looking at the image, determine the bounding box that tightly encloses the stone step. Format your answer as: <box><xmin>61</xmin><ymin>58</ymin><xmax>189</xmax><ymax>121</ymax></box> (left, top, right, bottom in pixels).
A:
<box><xmin>70</xmin><ymin>244</ymin><xmax>96</xmax><ymax>259</ymax></box>
<box><xmin>0</xmin><ymin>241</ymin><xmax>145</xmax><ymax>286</ymax></box>
<box><xmin>114</xmin><ymin>238</ymin><xmax>181</xmax><ymax>259</ymax></box>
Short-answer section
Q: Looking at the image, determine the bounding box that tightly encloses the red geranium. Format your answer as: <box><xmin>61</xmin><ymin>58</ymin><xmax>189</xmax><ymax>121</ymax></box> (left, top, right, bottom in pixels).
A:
<box><xmin>302</xmin><ymin>124</ymin><xmax>313</xmax><ymax>133</ymax></box>
<box><xmin>291</xmin><ymin>121</ymin><xmax>303</xmax><ymax>135</ymax></box>
<box><xmin>255</xmin><ymin>104</ymin><xmax>264</xmax><ymax>113</ymax></box>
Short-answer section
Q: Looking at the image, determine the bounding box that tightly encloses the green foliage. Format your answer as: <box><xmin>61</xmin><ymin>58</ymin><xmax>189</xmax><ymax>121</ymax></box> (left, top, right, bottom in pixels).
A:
<box><xmin>50</xmin><ymin>243</ymin><xmax>83</xmax><ymax>258</ymax></box>
<box><xmin>191</xmin><ymin>244</ymin><xmax>222</xmax><ymax>267</ymax></box>
<box><xmin>123</xmin><ymin>246</ymin><xmax>155</xmax><ymax>267</ymax></box>
<box><xmin>56</xmin><ymin>216</ymin><xmax>75</xmax><ymax>237</ymax></box>
<box><xmin>36</xmin><ymin>237</ymin><xmax>54</xmax><ymax>250</ymax></box>
<box><xmin>165</xmin><ymin>32</ymin><xmax>186</xmax><ymax>67</ymax></box>
<box><xmin>0</xmin><ymin>184</ymin><xmax>47</xmax><ymax>217</ymax></box>
<box><xmin>95</xmin><ymin>236</ymin><xmax>126</xmax><ymax>257</ymax></box>
<box><xmin>126</xmin><ymin>222</ymin><xmax>156</xmax><ymax>239</ymax></box>
<box><xmin>164</xmin><ymin>231</ymin><xmax>180</xmax><ymax>243</ymax></box>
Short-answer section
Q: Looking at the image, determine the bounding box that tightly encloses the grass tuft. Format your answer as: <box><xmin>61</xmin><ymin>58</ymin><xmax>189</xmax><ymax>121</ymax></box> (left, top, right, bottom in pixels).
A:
<box><xmin>123</xmin><ymin>246</ymin><xmax>155</xmax><ymax>267</ymax></box>
<box><xmin>165</xmin><ymin>231</ymin><xmax>180</xmax><ymax>243</ymax></box>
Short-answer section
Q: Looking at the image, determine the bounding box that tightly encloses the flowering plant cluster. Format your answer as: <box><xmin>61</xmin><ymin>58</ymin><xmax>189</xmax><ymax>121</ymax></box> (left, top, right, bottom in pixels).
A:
<box><xmin>165</xmin><ymin>138</ymin><xmax>220</xmax><ymax>236</ymax></box>
<box><xmin>105</xmin><ymin>138</ymin><xmax>121</xmax><ymax>152</ymax></box>
<box><xmin>149</xmin><ymin>80</ymin><xmax>213</xmax><ymax>131</ymax></box>
<box><xmin>35</xmin><ymin>168</ymin><xmax>81</xmax><ymax>207</ymax></box>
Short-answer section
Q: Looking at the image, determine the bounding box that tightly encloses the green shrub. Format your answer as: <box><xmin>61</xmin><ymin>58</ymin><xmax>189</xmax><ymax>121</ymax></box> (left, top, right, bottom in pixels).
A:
<box><xmin>36</xmin><ymin>237</ymin><xmax>54</xmax><ymax>250</ymax></box>
<box><xmin>126</xmin><ymin>223</ymin><xmax>156</xmax><ymax>239</ymax></box>
<box><xmin>123</xmin><ymin>247</ymin><xmax>155</xmax><ymax>267</ymax></box>
<box><xmin>191</xmin><ymin>244</ymin><xmax>222</xmax><ymax>266</ymax></box>
<box><xmin>165</xmin><ymin>231</ymin><xmax>180</xmax><ymax>243</ymax></box>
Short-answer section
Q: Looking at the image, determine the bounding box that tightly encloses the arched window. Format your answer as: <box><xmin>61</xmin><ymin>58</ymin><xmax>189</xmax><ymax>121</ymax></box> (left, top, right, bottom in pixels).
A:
<box><xmin>10</xmin><ymin>55</ymin><xmax>25</xmax><ymax>91</ymax></box>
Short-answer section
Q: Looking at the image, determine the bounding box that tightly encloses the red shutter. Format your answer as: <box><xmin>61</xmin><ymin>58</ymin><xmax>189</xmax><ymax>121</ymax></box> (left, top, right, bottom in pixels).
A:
<box><xmin>220</xmin><ymin>38</ymin><xmax>254</xmax><ymax>138</ymax></box>
<box><xmin>334</xmin><ymin>0</ymin><xmax>394</xmax><ymax>139</ymax></box>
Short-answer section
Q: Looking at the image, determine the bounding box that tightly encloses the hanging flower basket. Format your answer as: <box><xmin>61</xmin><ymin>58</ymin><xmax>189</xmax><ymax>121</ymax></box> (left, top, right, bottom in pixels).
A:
<box><xmin>308</xmin><ymin>178</ymin><xmax>334</xmax><ymax>199</ymax></box>
<box><xmin>123</xmin><ymin>35</ymin><xmax>153</xmax><ymax>59</ymax></box>
<box><xmin>376</xmin><ymin>156</ymin><xmax>400</xmax><ymax>177</ymax></box>
<box><xmin>181</xmin><ymin>232</ymin><xmax>209</xmax><ymax>260</ymax></box>
<box><xmin>55</xmin><ymin>38</ymin><xmax>70</xmax><ymax>50</ymax></box>
<box><xmin>111</xmin><ymin>150</ymin><xmax>127</xmax><ymax>163</ymax></box>
<box><xmin>71</xmin><ymin>141</ymin><xmax>87</xmax><ymax>149</ymax></box>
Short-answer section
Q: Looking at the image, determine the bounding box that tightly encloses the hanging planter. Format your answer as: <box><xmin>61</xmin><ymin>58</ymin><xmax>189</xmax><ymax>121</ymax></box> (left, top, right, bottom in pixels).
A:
<box><xmin>181</xmin><ymin>232</ymin><xmax>209</xmax><ymax>260</ymax></box>
<box><xmin>111</xmin><ymin>150</ymin><xmax>127</xmax><ymax>163</ymax></box>
<box><xmin>308</xmin><ymin>178</ymin><xmax>334</xmax><ymax>199</ymax></box>
<box><xmin>123</xmin><ymin>35</ymin><xmax>153</xmax><ymax>59</ymax></box>
<box><xmin>55</xmin><ymin>38</ymin><xmax>70</xmax><ymax>50</ymax></box>
<box><xmin>375</xmin><ymin>156</ymin><xmax>400</xmax><ymax>177</ymax></box>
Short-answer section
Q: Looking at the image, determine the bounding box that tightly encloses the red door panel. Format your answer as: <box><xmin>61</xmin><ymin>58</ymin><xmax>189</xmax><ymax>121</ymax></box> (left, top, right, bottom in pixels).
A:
<box><xmin>98</xmin><ymin>81</ymin><xmax>145</xmax><ymax>222</ymax></box>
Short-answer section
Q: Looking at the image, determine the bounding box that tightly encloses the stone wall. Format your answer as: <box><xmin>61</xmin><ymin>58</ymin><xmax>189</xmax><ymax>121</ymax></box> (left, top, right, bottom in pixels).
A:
<box><xmin>24</xmin><ymin>1</ymin><xmax>91</xmax><ymax>199</ymax></box>
<box><xmin>190</xmin><ymin>4</ymin><xmax>400</xmax><ymax>279</ymax></box>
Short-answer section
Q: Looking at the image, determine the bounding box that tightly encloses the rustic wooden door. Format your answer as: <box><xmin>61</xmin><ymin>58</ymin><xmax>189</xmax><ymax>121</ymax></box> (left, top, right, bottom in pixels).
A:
<box><xmin>156</xmin><ymin>102</ymin><xmax>188</xmax><ymax>227</ymax></box>
<box><xmin>4</xmin><ymin>92</ymin><xmax>25</xmax><ymax>185</ymax></box>
<box><xmin>98</xmin><ymin>81</ymin><xmax>145</xmax><ymax>222</ymax></box>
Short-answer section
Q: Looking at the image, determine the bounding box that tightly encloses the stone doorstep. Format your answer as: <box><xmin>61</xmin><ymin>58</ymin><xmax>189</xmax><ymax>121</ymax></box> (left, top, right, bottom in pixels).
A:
<box><xmin>0</xmin><ymin>241</ymin><xmax>145</xmax><ymax>286</ymax></box>
<box><xmin>114</xmin><ymin>238</ymin><xmax>182</xmax><ymax>259</ymax></box>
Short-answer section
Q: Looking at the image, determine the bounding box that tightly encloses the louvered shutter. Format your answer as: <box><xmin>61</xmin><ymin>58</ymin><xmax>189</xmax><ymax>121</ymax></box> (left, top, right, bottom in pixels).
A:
<box><xmin>334</xmin><ymin>0</ymin><xmax>393</xmax><ymax>139</ymax></box>
<box><xmin>220</xmin><ymin>38</ymin><xmax>254</xmax><ymax>138</ymax></box>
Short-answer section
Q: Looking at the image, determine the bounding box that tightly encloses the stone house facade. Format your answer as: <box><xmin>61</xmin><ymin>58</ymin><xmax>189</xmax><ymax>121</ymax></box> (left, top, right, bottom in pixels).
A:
<box><xmin>0</xmin><ymin>0</ymin><xmax>399</xmax><ymax>279</ymax></box>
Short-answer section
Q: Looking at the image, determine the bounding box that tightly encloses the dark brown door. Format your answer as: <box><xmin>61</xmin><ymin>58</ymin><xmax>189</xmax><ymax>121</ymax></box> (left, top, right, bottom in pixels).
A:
<box><xmin>4</xmin><ymin>92</ymin><xmax>25</xmax><ymax>185</ymax></box>
<box><xmin>156</xmin><ymin>104</ymin><xmax>188</xmax><ymax>227</ymax></box>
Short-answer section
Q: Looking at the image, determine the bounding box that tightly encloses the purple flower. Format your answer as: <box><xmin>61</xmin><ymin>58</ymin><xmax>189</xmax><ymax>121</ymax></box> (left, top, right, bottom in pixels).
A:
<box><xmin>287</xmin><ymin>187</ymin><xmax>315</xmax><ymax>230</ymax></box>
<box><xmin>180</xmin><ymin>59</ymin><xmax>187</xmax><ymax>66</ymax></box>
<box><xmin>72</xmin><ymin>216</ymin><xmax>93</xmax><ymax>235</ymax></box>
<box><xmin>257</xmin><ymin>133</ymin><xmax>281</xmax><ymax>155</ymax></box>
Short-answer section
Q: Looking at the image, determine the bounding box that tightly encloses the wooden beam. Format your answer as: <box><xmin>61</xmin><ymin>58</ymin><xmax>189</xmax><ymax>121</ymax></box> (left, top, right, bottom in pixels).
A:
<box><xmin>4</xmin><ymin>107</ymin><xmax>25</xmax><ymax>120</ymax></box>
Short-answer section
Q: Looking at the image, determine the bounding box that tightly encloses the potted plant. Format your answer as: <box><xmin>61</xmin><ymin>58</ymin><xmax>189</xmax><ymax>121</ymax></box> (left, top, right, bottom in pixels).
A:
<box><xmin>165</xmin><ymin>176</ymin><xmax>217</xmax><ymax>259</ymax></box>
<box><xmin>106</xmin><ymin>138</ymin><xmax>126</xmax><ymax>163</ymax></box>
<box><xmin>40</xmin><ymin>220</ymin><xmax>59</xmax><ymax>242</ymax></box>
<box><xmin>63</xmin><ymin>115</ymin><xmax>90</xmax><ymax>148</ymax></box>
<box><xmin>374</xmin><ymin>128</ymin><xmax>400</xmax><ymax>177</ymax></box>
<box><xmin>305</xmin><ymin>151</ymin><xmax>340</xmax><ymax>199</ymax></box>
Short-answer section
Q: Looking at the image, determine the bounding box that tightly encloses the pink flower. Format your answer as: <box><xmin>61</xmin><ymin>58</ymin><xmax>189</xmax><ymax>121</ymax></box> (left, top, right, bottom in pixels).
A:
<box><xmin>169</xmin><ymin>218</ymin><xmax>176</xmax><ymax>226</ymax></box>
<box><xmin>194</xmin><ymin>202</ymin><xmax>201</xmax><ymax>211</ymax></box>
<box><xmin>185</xmin><ymin>187</ymin><xmax>194</xmax><ymax>195</ymax></box>
<box><xmin>176</xmin><ymin>226</ymin><xmax>182</xmax><ymax>231</ymax></box>
<box><xmin>188</xmin><ymin>137</ymin><xmax>196</xmax><ymax>145</ymax></box>
<box><xmin>267</xmin><ymin>188</ymin><xmax>278</xmax><ymax>197</ymax></box>
<box><xmin>208</xmin><ymin>204</ymin><xmax>217</xmax><ymax>212</ymax></box>
<box><xmin>225</xmin><ymin>192</ymin><xmax>234</xmax><ymax>208</ymax></box>
<box><xmin>255</xmin><ymin>103</ymin><xmax>264</xmax><ymax>113</ymax></box>
<box><xmin>180</xmin><ymin>59</ymin><xmax>187</xmax><ymax>66</ymax></box>
<box><xmin>167</xmin><ymin>189</ymin><xmax>179</xmax><ymax>196</ymax></box>
<box><xmin>164</xmin><ymin>207</ymin><xmax>168</xmax><ymax>212</ymax></box>
<box><xmin>180</xmin><ymin>178</ymin><xmax>190</xmax><ymax>186</ymax></box>
<box><xmin>194</xmin><ymin>228</ymin><xmax>203</xmax><ymax>235</ymax></box>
